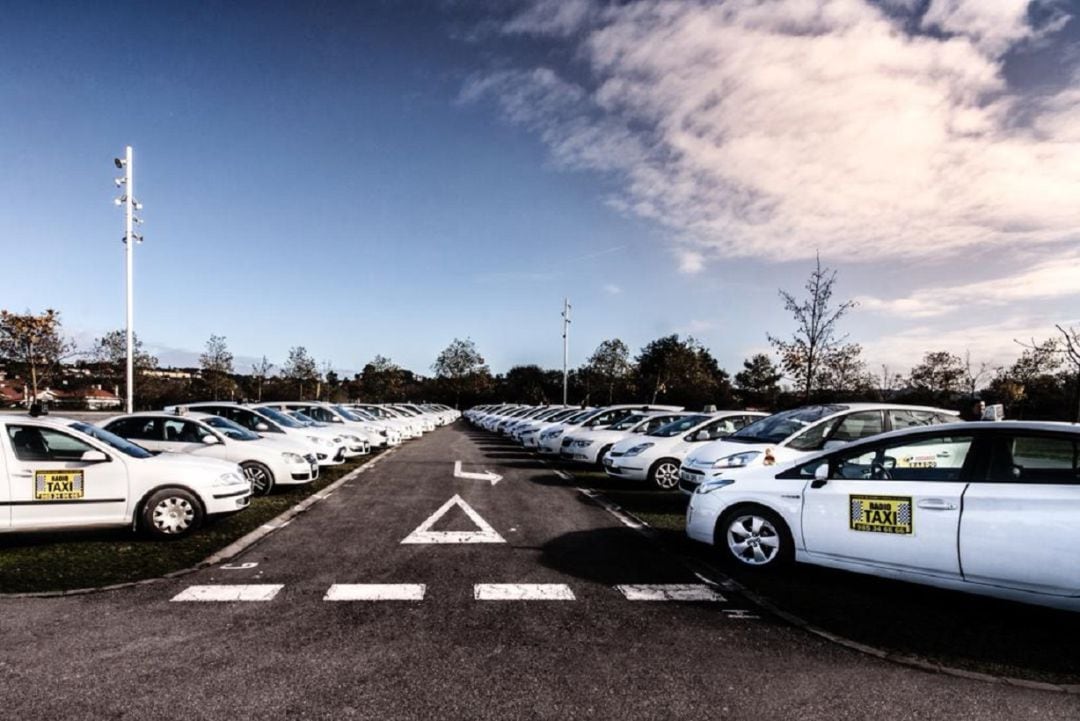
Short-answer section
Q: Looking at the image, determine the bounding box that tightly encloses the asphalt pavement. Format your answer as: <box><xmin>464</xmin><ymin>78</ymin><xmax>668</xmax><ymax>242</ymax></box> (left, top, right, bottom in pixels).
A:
<box><xmin>1</xmin><ymin>423</ymin><xmax>1077</xmax><ymax>720</ymax></box>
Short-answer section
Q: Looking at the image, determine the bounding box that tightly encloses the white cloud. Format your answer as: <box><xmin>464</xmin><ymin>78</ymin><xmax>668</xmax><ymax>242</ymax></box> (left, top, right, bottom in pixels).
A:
<box><xmin>467</xmin><ymin>0</ymin><xmax>1080</xmax><ymax>272</ymax></box>
<box><xmin>858</xmin><ymin>251</ymin><xmax>1080</xmax><ymax>318</ymax></box>
<box><xmin>603</xmin><ymin>283</ymin><xmax>622</xmax><ymax>294</ymax></box>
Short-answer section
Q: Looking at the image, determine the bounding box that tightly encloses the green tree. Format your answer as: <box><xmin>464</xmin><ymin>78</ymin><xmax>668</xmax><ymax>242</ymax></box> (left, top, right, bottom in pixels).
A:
<box><xmin>199</xmin><ymin>334</ymin><xmax>235</xmax><ymax>400</ymax></box>
<box><xmin>818</xmin><ymin>343</ymin><xmax>874</xmax><ymax>396</ymax></box>
<box><xmin>584</xmin><ymin>339</ymin><xmax>632</xmax><ymax>404</ymax></box>
<box><xmin>635</xmin><ymin>334</ymin><xmax>732</xmax><ymax>409</ymax></box>
<box><xmin>283</xmin><ymin>346</ymin><xmax>318</xmax><ymax>400</ymax></box>
<box><xmin>734</xmin><ymin>353</ymin><xmax>782</xmax><ymax>408</ymax></box>
<box><xmin>907</xmin><ymin>351</ymin><xmax>966</xmax><ymax>399</ymax></box>
<box><xmin>0</xmin><ymin>309</ymin><xmax>75</xmax><ymax>401</ymax></box>
<box><xmin>502</xmin><ymin>365</ymin><xmax>549</xmax><ymax>404</ymax></box>
<box><xmin>768</xmin><ymin>256</ymin><xmax>856</xmax><ymax>401</ymax></box>
<box><xmin>432</xmin><ymin>338</ymin><xmax>491</xmax><ymax>407</ymax></box>
<box><xmin>360</xmin><ymin>355</ymin><xmax>407</xmax><ymax>401</ymax></box>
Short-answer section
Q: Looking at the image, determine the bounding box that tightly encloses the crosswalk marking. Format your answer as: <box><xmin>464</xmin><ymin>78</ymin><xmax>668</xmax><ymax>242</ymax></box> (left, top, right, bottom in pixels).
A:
<box><xmin>474</xmin><ymin>583</ymin><xmax>576</xmax><ymax>601</ymax></box>
<box><xmin>324</xmin><ymin>584</ymin><xmax>426</xmax><ymax>601</ymax></box>
<box><xmin>615</xmin><ymin>584</ymin><xmax>726</xmax><ymax>602</ymax></box>
<box><xmin>171</xmin><ymin>584</ymin><xmax>284</xmax><ymax>602</ymax></box>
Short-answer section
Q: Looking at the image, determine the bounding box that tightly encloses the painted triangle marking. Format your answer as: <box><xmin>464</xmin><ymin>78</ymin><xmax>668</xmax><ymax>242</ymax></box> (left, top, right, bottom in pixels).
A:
<box><xmin>400</xmin><ymin>494</ymin><xmax>506</xmax><ymax>544</ymax></box>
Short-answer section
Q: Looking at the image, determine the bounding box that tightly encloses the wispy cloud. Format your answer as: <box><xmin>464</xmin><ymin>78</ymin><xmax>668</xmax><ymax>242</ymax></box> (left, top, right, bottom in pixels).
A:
<box><xmin>463</xmin><ymin>0</ymin><xmax>1080</xmax><ymax>273</ymax></box>
<box><xmin>603</xmin><ymin>283</ymin><xmax>622</xmax><ymax>295</ymax></box>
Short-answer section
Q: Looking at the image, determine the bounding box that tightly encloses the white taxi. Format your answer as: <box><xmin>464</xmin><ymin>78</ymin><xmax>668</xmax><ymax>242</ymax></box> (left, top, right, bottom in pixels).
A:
<box><xmin>0</xmin><ymin>415</ymin><xmax>250</xmax><ymax>539</ymax></box>
<box><xmin>101</xmin><ymin>411</ymin><xmax>318</xmax><ymax>496</ymax></box>
<box><xmin>678</xmin><ymin>403</ymin><xmax>957</xmax><ymax>495</ymax></box>
<box><xmin>686</xmin><ymin>421</ymin><xmax>1080</xmax><ymax>612</ymax></box>
<box><xmin>603</xmin><ymin>412</ymin><xmax>767</xmax><ymax>489</ymax></box>
<box><xmin>560</xmin><ymin>411</ymin><xmax>690</xmax><ymax>466</ymax></box>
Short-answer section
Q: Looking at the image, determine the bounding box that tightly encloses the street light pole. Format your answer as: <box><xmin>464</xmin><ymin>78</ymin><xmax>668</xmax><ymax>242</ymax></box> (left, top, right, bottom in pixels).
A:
<box><xmin>562</xmin><ymin>298</ymin><xmax>571</xmax><ymax>405</ymax></box>
<box><xmin>114</xmin><ymin>146</ymin><xmax>142</xmax><ymax>414</ymax></box>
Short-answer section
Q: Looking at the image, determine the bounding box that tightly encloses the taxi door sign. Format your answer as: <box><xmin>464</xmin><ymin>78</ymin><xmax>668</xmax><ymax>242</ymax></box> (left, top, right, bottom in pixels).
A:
<box><xmin>34</xmin><ymin>470</ymin><xmax>85</xmax><ymax>500</ymax></box>
<box><xmin>849</xmin><ymin>495</ymin><xmax>912</xmax><ymax>535</ymax></box>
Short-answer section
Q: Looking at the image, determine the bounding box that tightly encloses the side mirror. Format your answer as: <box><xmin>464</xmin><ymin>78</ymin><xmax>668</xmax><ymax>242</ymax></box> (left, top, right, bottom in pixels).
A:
<box><xmin>81</xmin><ymin>450</ymin><xmax>109</xmax><ymax>463</ymax></box>
<box><xmin>201</xmin><ymin>435</ymin><xmax>220</xmax><ymax>445</ymax></box>
<box><xmin>255</xmin><ymin>423</ymin><xmax>270</xmax><ymax>432</ymax></box>
<box><xmin>814</xmin><ymin>463</ymin><xmax>829</xmax><ymax>481</ymax></box>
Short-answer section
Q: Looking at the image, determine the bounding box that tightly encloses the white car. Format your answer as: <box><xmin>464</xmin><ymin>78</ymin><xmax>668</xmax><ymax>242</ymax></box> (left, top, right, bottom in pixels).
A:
<box><xmin>603</xmin><ymin>412</ymin><xmax>768</xmax><ymax>489</ymax></box>
<box><xmin>254</xmin><ymin>402</ymin><xmax>374</xmax><ymax>453</ymax></box>
<box><xmin>678</xmin><ymin>403</ymin><xmax>958</xmax><ymax>495</ymax></box>
<box><xmin>539</xmin><ymin>405</ymin><xmax>681</xmax><ymax>456</ymax></box>
<box><xmin>352</xmin><ymin>404</ymin><xmax>421</xmax><ymax>439</ymax></box>
<box><xmin>686</xmin><ymin>421</ymin><xmax>1080</xmax><ymax>612</ymax></box>
<box><xmin>101</xmin><ymin>411</ymin><xmax>319</xmax><ymax>496</ymax></box>
<box><xmin>0</xmin><ymin>415</ymin><xmax>250</xmax><ymax>539</ymax></box>
<box><xmin>560</xmin><ymin>411</ymin><xmax>691</xmax><ymax>466</ymax></box>
<box><xmin>167</xmin><ymin>402</ymin><xmax>350</xmax><ymax>466</ymax></box>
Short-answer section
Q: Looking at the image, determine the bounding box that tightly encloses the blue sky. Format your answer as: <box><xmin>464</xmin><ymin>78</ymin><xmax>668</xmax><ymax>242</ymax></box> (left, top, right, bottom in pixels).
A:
<box><xmin>1</xmin><ymin>1</ymin><xmax>1078</xmax><ymax>379</ymax></box>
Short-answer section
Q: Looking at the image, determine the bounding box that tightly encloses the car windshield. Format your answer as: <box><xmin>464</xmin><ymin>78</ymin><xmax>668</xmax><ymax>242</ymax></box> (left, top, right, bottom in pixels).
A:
<box><xmin>648</xmin><ymin>415</ymin><xmax>711</xmax><ymax>437</ymax></box>
<box><xmin>70</xmin><ymin>422</ymin><xmax>154</xmax><ymax>459</ymax></box>
<box><xmin>255</xmin><ymin>407</ymin><xmax>305</xmax><ymax>429</ymax></box>
<box><xmin>201</xmin><ymin>416</ymin><xmax>261</xmax><ymax>441</ymax></box>
<box><xmin>562</xmin><ymin>410</ymin><xmax>593</xmax><ymax>425</ymax></box>
<box><xmin>288</xmin><ymin>411</ymin><xmax>321</xmax><ymax>426</ymax></box>
<box><xmin>332</xmin><ymin>406</ymin><xmax>365</xmax><ymax>422</ymax></box>
<box><xmin>610</xmin><ymin>413</ymin><xmax>649</xmax><ymax>431</ymax></box>
<box><xmin>728</xmin><ymin>405</ymin><xmax>849</xmax><ymax>444</ymax></box>
<box><xmin>347</xmin><ymin>407</ymin><xmax>377</xmax><ymax>421</ymax></box>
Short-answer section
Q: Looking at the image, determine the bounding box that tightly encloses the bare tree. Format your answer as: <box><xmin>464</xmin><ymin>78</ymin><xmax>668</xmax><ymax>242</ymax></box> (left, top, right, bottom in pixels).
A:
<box><xmin>251</xmin><ymin>355</ymin><xmax>274</xmax><ymax>402</ymax></box>
<box><xmin>768</xmin><ymin>255</ymin><xmax>856</xmax><ymax>401</ymax></box>
<box><xmin>0</xmin><ymin>309</ymin><xmax>76</xmax><ymax>402</ymax></box>
<box><xmin>199</xmin><ymin>334</ymin><xmax>235</xmax><ymax>400</ymax></box>
<box><xmin>962</xmin><ymin>350</ymin><xmax>993</xmax><ymax>396</ymax></box>
<box><xmin>1056</xmin><ymin>324</ymin><xmax>1080</xmax><ymax>422</ymax></box>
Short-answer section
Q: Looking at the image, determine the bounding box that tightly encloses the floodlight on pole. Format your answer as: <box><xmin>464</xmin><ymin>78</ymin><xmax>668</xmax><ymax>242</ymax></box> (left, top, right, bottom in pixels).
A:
<box><xmin>562</xmin><ymin>298</ymin><xmax>572</xmax><ymax>405</ymax></box>
<box><xmin>113</xmin><ymin>146</ymin><xmax>140</xmax><ymax>414</ymax></box>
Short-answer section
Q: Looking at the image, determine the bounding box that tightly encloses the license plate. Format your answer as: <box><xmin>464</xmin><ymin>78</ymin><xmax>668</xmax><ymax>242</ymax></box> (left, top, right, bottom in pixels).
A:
<box><xmin>35</xmin><ymin>470</ymin><xmax>85</xmax><ymax>500</ymax></box>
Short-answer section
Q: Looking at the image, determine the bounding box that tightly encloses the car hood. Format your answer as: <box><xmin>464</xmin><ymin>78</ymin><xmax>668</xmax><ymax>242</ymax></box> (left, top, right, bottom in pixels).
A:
<box><xmin>137</xmin><ymin>452</ymin><xmax>240</xmax><ymax>476</ymax></box>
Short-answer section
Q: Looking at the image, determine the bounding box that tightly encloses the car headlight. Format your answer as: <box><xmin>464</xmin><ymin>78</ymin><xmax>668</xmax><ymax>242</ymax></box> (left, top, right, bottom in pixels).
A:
<box><xmin>696</xmin><ymin>479</ymin><xmax>736</xmax><ymax>495</ymax></box>
<box><xmin>307</xmin><ymin>435</ymin><xmax>327</xmax><ymax>446</ymax></box>
<box><xmin>712</xmin><ymin>451</ymin><xmax>761</xmax><ymax>469</ymax></box>
<box><xmin>282</xmin><ymin>452</ymin><xmax>306</xmax><ymax>463</ymax></box>
<box><xmin>624</xmin><ymin>443</ymin><xmax>654</xmax><ymax>456</ymax></box>
<box><xmin>573</xmin><ymin>440</ymin><xmax>594</xmax><ymax>448</ymax></box>
<box><xmin>213</xmin><ymin>471</ymin><xmax>246</xmax><ymax>487</ymax></box>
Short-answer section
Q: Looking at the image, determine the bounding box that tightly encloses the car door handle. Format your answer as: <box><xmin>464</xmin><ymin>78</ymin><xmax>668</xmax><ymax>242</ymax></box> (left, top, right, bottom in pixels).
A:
<box><xmin>12</xmin><ymin>471</ymin><xmax>32</xmax><ymax>478</ymax></box>
<box><xmin>917</xmin><ymin>499</ymin><xmax>957</xmax><ymax>511</ymax></box>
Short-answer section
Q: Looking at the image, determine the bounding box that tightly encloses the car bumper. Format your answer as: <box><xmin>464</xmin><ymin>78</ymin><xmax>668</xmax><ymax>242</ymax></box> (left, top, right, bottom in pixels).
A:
<box><xmin>685</xmin><ymin>493</ymin><xmax>722</xmax><ymax>545</ymax></box>
<box><xmin>603</xmin><ymin>457</ymin><xmax>648</xmax><ymax>481</ymax></box>
<box><xmin>206</xmin><ymin>487</ymin><xmax>253</xmax><ymax>514</ymax></box>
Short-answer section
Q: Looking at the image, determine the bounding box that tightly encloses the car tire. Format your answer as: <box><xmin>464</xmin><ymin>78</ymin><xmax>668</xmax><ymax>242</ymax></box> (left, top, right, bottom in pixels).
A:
<box><xmin>141</xmin><ymin>488</ymin><xmax>204</xmax><ymax>540</ymax></box>
<box><xmin>648</xmin><ymin>458</ymin><xmax>682</xmax><ymax>490</ymax></box>
<box><xmin>595</xmin><ymin>445</ymin><xmax>613</xmax><ymax>469</ymax></box>
<box><xmin>716</xmin><ymin>505</ymin><xmax>793</xmax><ymax>571</ymax></box>
<box><xmin>241</xmin><ymin>461</ymin><xmax>275</xmax><ymax>496</ymax></box>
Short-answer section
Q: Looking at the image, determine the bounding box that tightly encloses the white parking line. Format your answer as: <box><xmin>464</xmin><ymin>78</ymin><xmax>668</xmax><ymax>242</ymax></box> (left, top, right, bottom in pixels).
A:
<box><xmin>171</xmin><ymin>585</ymin><xmax>283</xmax><ymax>602</ymax></box>
<box><xmin>474</xmin><ymin>583</ymin><xmax>576</xmax><ymax>601</ymax></box>
<box><xmin>616</xmin><ymin>584</ymin><xmax>727</xmax><ymax>602</ymax></box>
<box><xmin>324</xmin><ymin>584</ymin><xmax>426</xmax><ymax>601</ymax></box>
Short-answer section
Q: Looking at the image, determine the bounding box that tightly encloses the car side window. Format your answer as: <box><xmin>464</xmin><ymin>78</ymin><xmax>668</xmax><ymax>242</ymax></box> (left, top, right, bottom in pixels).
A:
<box><xmin>990</xmin><ymin>434</ymin><xmax>1078</xmax><ymax>483</ymax></box>
<box><xmin>703</xmin><ymin>418</ymin><xmax>737</xmax><ymax>439</ymax></box>
<box><xmin>832</xmin><ymin>435</ymin><xmax>974</xmax><ymax>482</ymax></box>
<box><xmin>889</xmin><ymin>410</ymin><xmax>940</xmax><ymax>430</ymax></box>
<box><xmin>7</xmin><ymin>426</ymin><xmax>95</xmax><ymax>462</ymax></box>
<box><xmin>786</xmin><ymin>419</ymin><xmax>840</xmax><ymax>451</ymax></box>
<box><xmin>164</xmin><ymin>420</ymin><xmax>212</xmax><ymax>444</ymax></box>
<box><xmin>829</xmin><ymin>411</ymin><xmax>884</xmax><ymax>443</ymax></box>
<box><xmin>108</xmin><ymin>417</ymin><xmax>159</xmax><ymax>441</ymax></box>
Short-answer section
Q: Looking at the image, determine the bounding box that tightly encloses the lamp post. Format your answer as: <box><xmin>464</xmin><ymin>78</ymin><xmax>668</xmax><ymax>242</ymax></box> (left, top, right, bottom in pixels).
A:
<box><xmin>113</xmin><ymin>147</ymin><xmax>143</xmax><ymax>414</ymax></box>
<box><xmin>562</xmin><ymin>298</ymin><xmax>571</xmax><ymax>405</ymax></box>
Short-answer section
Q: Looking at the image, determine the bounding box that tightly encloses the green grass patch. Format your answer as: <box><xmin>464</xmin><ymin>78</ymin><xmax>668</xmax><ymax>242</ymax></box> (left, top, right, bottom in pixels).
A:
<box><xmin>0</xmin><ymin>453</ymin><xmax>379</xmax><ymax>594</ymax></box>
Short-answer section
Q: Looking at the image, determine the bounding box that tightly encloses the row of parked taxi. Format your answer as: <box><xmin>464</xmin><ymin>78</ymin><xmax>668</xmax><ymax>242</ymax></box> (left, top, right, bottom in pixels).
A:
<box><xmin>465</xmin><ymin>402</ymin><xmax>1080</xmax><ymax>612</ymax></box>
<box><xmin>0</xmin><ymin>402</ymin><xmax>458</xmax><ymax>540</ymax></box>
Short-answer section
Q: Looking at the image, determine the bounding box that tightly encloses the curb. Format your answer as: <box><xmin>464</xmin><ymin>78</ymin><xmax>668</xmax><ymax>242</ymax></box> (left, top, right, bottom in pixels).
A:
<box><xmin>573</xmin><ymin>481</ymin><xmax>1080</xmax><ymax>695</ymax></box>
<box><xmin>0</xmin><ymin>446</ymin><xmax>399</xmax><ymax>600</ymax></box>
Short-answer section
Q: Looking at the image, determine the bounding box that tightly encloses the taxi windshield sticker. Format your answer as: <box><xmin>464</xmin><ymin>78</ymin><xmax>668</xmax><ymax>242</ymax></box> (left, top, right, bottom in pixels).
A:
<box><xmin>34</xmin><ymin>470</ymin><xmax>85</xmax><ymax>501</ymax></box>
<box><xmin>850</xmin><ymin>495</ymin><xmax>912</xmax><ymax>535</ymax></box>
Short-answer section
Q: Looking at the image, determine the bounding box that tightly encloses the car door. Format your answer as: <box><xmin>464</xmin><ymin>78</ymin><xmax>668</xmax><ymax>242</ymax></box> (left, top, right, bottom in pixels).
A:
<box><xmin>0</xmin><ymin>423</ymin><xmax>11</xmax><ymax>529</ymax></box>
<box><xmin>800</xmin><ymin>431</ymin><xmax>974</xmax><ymax>578</ymax></box>
<box><xmin>959</xmin><ymin>431</ymin><xmax>1080</xmax><ymax>597</ymax></box>
<box><xmin>4</xmin><ymin>423</ymin><xmax>129</xmax><ymax>528</ymax></box>
<box><xmin>106</xmin><ymin>416</ymin><xmax>165</xmax><ymax>452</ymax></box>
<box><xmin>160</xmin><ymin>419</ymin><xmax>230</xmax><ymax>460</ymax></box>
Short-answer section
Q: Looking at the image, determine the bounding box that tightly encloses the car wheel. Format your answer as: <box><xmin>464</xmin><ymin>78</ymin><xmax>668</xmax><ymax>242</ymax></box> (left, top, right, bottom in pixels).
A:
<box><xmin>595</xmin><ymin>445</ymin><xmax>613</xmax><ymax>469</ymax></box>
<box><xmin>241</xmin><ymin>461</ymin><xmax>275</xmax><ymax>496</ymax></box>
<box><xmin>649</xmin><ymin>458</ymin><xmax>681</xmax><ymax>490</ymax></box>
<box><xmin>717</xmin><ymin>506</ymin><xmax>793</xmax><ymax>570</ymax></box>
<box><xmin>141</xmin><ymin>488</ymin><xmax>204</xmax><ymax>540</ymax></box>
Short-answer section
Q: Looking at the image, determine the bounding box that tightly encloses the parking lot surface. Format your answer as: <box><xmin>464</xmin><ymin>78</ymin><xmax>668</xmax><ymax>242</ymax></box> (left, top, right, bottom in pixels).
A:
<box><xmin>2</xmin><ymin>423</ymin><xmax>1078</xmax><ymax>720</ymax></box>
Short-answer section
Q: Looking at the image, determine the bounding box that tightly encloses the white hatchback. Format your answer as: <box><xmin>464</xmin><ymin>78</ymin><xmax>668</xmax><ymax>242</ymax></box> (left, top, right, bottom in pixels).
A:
<box><xmin>686</xmin><ymin>421</ymin><xmax>1080</xmax><ymax>612</ymax></box>
<box><xmin>0</xmin><ymin>416</ymin><xmax>250</xmax><ymax>539</ymax></box>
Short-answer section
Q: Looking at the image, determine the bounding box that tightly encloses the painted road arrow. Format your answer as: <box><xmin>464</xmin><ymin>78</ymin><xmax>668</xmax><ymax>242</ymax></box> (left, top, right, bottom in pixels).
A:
<box><xmin>453</xmin><ymin>460</ymin><xmax>502</xmax><ymax>486</ymax></box>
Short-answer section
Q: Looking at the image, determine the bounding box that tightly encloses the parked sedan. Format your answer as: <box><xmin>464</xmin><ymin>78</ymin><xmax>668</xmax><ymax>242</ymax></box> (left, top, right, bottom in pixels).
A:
<box><xmin>678</xmin><ymin>403</ymin><xmax>957</xmax><ymax>495</ymax></box>
<box><xmin>686</xmin><ymin>421</ymin><xmax>1080</xmax><ymax>612</ymax></box>
<box><xmin>101</xmin><ymin>411</ymin><xmax>318</xmax><ymax>495</ymax></box>
<box><xmin>1</xmin><ymin>416</ymin><xmax>250</xmax><ymax>539</ymax></box>
<box><xmin>560</xmin><ymin>411</ymin><xmax>691</xmax><ymax>466</ymax></box>
<box><xmin>603</xmin><ymin>412</ymin><xmax>767</xmax><ymax>489</ymax></box>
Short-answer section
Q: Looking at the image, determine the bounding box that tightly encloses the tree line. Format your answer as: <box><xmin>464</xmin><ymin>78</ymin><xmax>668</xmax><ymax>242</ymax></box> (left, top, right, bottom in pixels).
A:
<box><xmin>2</xmin><ymin>259</ymin><xmax>1079</xmax><ymax>419</ymax></box>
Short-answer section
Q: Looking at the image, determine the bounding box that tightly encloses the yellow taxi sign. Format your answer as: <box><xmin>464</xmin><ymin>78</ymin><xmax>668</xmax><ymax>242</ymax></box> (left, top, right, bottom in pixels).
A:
<box><xmin>34</xmin><ymin>470</ymin><xmax>85</xmax><ymax>501</ymax></box>
<box><xmin>850</xmin><ymin>495</ymin><xmax>912</xmax><ymax>535</ymax></box>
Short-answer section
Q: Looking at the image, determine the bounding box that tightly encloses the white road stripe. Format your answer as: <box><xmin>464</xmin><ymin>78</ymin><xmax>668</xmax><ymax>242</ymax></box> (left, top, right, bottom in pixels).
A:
<box><xmin>474</xmin><ymin>583</ymin><xmax>576</xmax><ymax>601</ymax></box>
<box><xmin>324</xmin><ymin>584</ymin><xmax>426</xmax><ymax>601</ymax></box>
<box><xmin>616</xmin><ymin>584</ymin><xmax>727</xmax><ymax>602</ymax></box>
<box><xmin>401</xmin><ymin>494</ymin><xmax>505</xmax><ymax>544</ymax></box>
<box><xmin>171</xmin><ymin>585</ymin><xmax>283</xmax><ymax>602</ymax></box>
